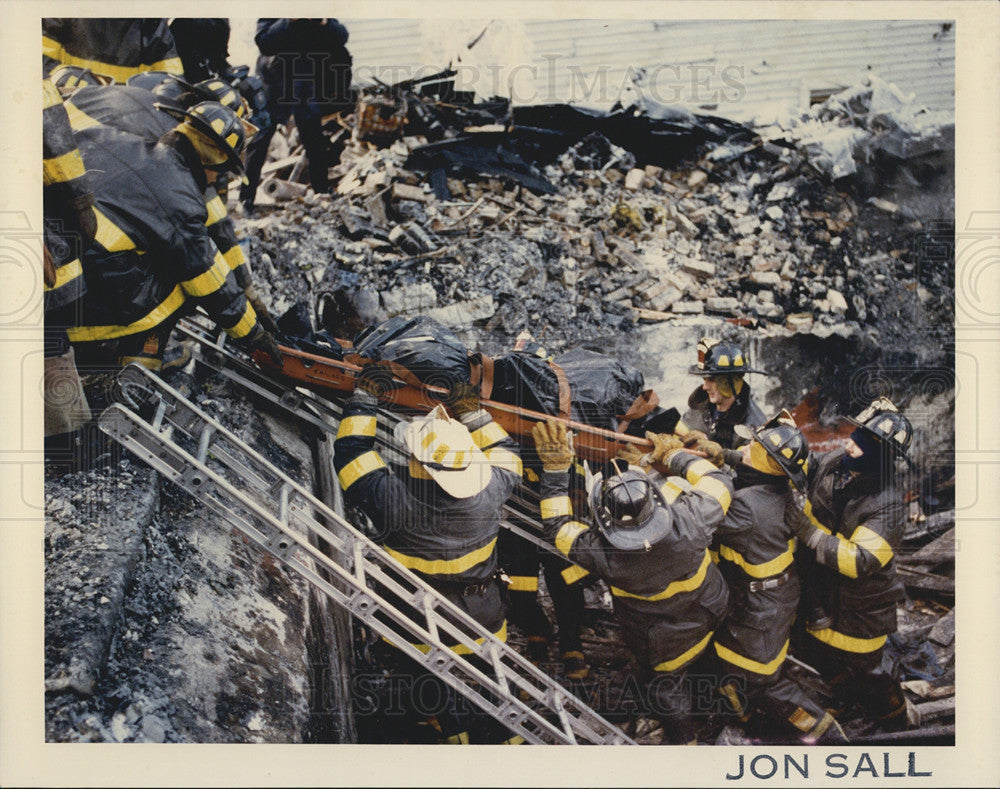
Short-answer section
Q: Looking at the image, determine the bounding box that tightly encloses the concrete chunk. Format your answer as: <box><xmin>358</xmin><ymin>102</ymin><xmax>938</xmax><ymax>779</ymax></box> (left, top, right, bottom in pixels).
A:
<box><xmin>671</xmin><ymin>300</ymin><xmax>705</xmax><ymax>314</ymax></box>
<box><xmin>681</xmin><ymin>257</ymin><xmax>716</xmax><ymax>279</ymax></box>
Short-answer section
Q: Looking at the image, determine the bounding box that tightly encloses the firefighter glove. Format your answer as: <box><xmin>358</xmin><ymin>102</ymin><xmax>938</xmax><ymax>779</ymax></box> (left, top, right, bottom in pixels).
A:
<box><xmin>532</xmin><ymin>419</ymin><xmax>574</xmax><ymax>472</ymax></box>
<box><xmin>692</xmin><ymin>437</ymin><xmax>726</xmax><ymax>467</ymax></box>
<box><xmin>681</xmin><ymin>429</ymin><xmax>708</xmax><ymax>448</ymax></box>
<box><xmin>615</xmin><ymin>442</ymin><xmax>650</xmax><ymax>470</ymax></box>
<box><xmin>446</xmin><ymin>381</ymin><xmax>481</xmax><ymax>416</ymax></box>
<box><xmin>645</xmin><ymin>431</ymin><xmax>685</xmax><ymax>464</ymax></box>
<box><xmin>247</xmin><ymin>324</ymin><xmax>284</xmax><ymax>367</ymax></box>
<box><xmin>784</xmin><ymin>487</ymin><xmax>822</xmax><ymax>549</ymax></box>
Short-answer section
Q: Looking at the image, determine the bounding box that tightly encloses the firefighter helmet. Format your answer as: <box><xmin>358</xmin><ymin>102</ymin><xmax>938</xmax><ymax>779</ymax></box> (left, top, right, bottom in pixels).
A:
<box><xmin>687</xmin><ymin>337</ymin><xmax>765</xmax><ymax>377</ymax></box>
<box><xmin>49</xmin><ymin>64</ymin><xmax>113</xmax><ymax>92</ymax></box>
<box><xmin>125</xmin><ymin>71</ymin><xmax>176</xmax><ymax>92</ymax></box>
<box><xmin>844</xmin><ymin>397</ymin><xmax>914</xmax><ymax>467</ymax></box>
<box><xmin>155</xmin><ymin>100</ymin><xmax>257</xmax><ymax>185</ymax></box>
<box><xmin>589</xmin><ymin>467</ymin><xmax>672</xmax><ymax>551</ymax></box>
<box><xmin>747</xmin><ymin>409</ymin><xmax>810</xmax><ymax>490</ymax></box>
<box><xmin>151</xmin><ymin>74</ymin><xmax>198</xmax><ymax>106</ymax></box>
<box><xmin>193</xmin><ymin>78</ymin><xmax>249</xmax><ymax>118</ymax></box>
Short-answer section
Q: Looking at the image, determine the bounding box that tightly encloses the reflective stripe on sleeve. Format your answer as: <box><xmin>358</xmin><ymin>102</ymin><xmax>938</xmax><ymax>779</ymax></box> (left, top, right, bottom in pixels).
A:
<box><xmin>612</xmin><ymin>550</ymin><xmax>711</xmax><ymax>601</ymax></box>
<box><xmin>717</xmin><ymin>538</ymin><xmax>796</xmax><ymax>578</ymax></box>
<box><xmin>336</xmin><ymin>415</ymin><xmax>377</xmax><ymax>439</ymax></box>
<box><xmin>66</xmin><ymin>285</ymin><xmax>185</xmax><ymax>342</ymax></box>
<box><xmin>852</xmin><ymin>525</ymin><xmax>894</xmax><ymax>566</ymax></box>
<box><xmin>653</xmin><ymin>630</ymin><xmax>713</xmax><ymax>673</ymax></box>
<box><xmin>222</xmin><ymin>244</ymin><xmax>246</xmax><ymax>271</ymax></box>
<box><xmin>506</xmin><ymin>575</ymin><xmax>538</xmax><ymax>592</ymax></box>
<box><xmin>836</xmin><ymin>539</ymin><xmax>859</xmax><ymax>578</ymax></box>
<box><xmin>383</xmin><ymin>537</ymin><xmax>497</xmax><ymax>576</ymax></box>
<box><xmin>337</xmin><ymin>450</ymin><xmax>386</xmax><ymax>491</ymax></box>
<box><xmin>224</xmin><ymin>302</ymin><xmax>257</xmax><ymax>339</ymax></box>
<box><xmin>807</xmin><ymin>627</ymin><xmax>887</xmax><ymax>654</ymax></box>
<box><xmin>483</xmin><ymin>446</ymin><xmax>522</xmax><ymax>477</ymax></box>
<box><xmin>469</xmin><ymin>421</ymin><xmax>507</xmax><ymax>449</ymax></box>
<box><xmin>691</xmin><ymin>475</ymin><xmax>732</xmax><ymax>513</ymax></box>
<box><xmin>92</xmin><ymin>208</ymin><xmax>136</xmax><ymax>253</ymax></box>
<box><xmin>182</xmin><ymin>252</ymin><xmax>230</xmax><ymax>297</ymax></box>
<box><xmin>63</xmin><ymin>101</ymin><xmax>102</xmax><ymax>131</ymax></box>
<box><xmin>43</xmin><ymin>258</ymin><xmax>83</xmax><ymax>292</ymax></box>
<box><xmin>713</xmin><ymin>639</ymin><xmax>789</xmax><ymax>675</ymax></box>
<box><xmin>803</xmin><ymin>500</ymin><xmax>832</xmax><ymax>535</ymax></box>
<box><xmin>539</xmin><ymin>496</ymin><xmax>572</xmax><ymax>520</ymax></box>
<box><xmin>555</xmin><ymin>520</ymin><xmax>589</xmax><ymax>557</ymax></box>
<box><xmin>43</xmin><ymin>149</ymin><xmax>86</xmax><ymax>185</ymax></box>
<box><xmin>561</xmin><ymin>564</ymin><xmax>589</xmax><ymax>585</ymax></box>
<box><xmin>204</xmin><ymin>194</ymin><xmax>227</xmax><ymax>226</ymax></box>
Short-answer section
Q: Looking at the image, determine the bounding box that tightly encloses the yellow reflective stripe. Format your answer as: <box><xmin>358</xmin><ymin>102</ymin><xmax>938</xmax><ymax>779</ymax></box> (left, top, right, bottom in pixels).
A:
<box><xmin>182</xmin><ymin>253</ymin><xmax>230</xmax><ymax>297</ymax></box>
<box><xmin>714</xmin><ymin>639</ymin><xmax>789</xmax><ymax>676</ymax></box>
<box><xmin>852</xmin><ymin>524</ymin><xmax>894</xmax><ymax>567</ymax></box>
<box><xmin>204</xmin><ymin>194</ymin><xmax>227</xmax><ymax>226</ymax></box>
<box><xmin>685</xmin><ymin>458</ymin><xmax>720</xmax><ymax>481</ymax></box>
<box><xmin>539</xmin><ymin>496</ymin><xmax>572</xmax><ymax>520</ymax></box>
<box><xmin>469</xmin><ymin>421</ymin><xmax>506</xmax><ymax>449</ymax></box>
<box><xmin>66</xmin><ymin>285</ymin><xmax>185</xmax><ymax>342</ymax></box>
<box><xmin>507</xmin><ymin>575</ymin><xmax>538</xmax><ymax>592</ymax></box>
<box><xmin>444</xmin><ymin>731</ymin><xmax>470</xmax><ymax>744</ymax></box>
<box><xmin>225</xmin><ymin>302</ymin><xmax>257</xmax><ymax>339</ymax></box>
<box><xmin>612</xmin><ymin>550</ymin><xmax>712</xmax><ymax>601</ymax></box>
<box><xmin>837</xmin><ymin>538</ymin><xmax>859</xmax><ymax>578</ymax></box>
<box><xmin>803</xmin><ymin>500</ymin><xmax>832</xmax><ymax>535</ymax></box>
<box><xmin>717</xmin><ymin>538</ymin><xmax>796</xmax><ymax>579</ymax></box>
<box><xmin>149</xmin><ymin>57</ymin><xmax>183</xmax><ymax>75</ymax></box>
<box><xmin>653</xmin><ymin>630</ymin><xmax>714</xmax><ymax>672</ymax></box>
<box><xmin>483</xmin><ymin>446</ymin><xmax>522</xmax><ymax>477</ymax></box>
<box><xmin>384</xmin><ymin>537</ymin><xmax>497</xmax><ymax>576</ymax></box>
<box><xmin>43</xmin><ymin>79</ymin><xmax>62</xmax><ymax>108</ymax></box>
<box><xmin>336</xmin><ymin>415</ymin><xmax>377</xmax><ymax>439</ymax></box>
<box><xmin>555</xmin><ymin>520</ymin><xmax>589</xmax><ymax>556</ymax></box>
<box><xmin>43</xmin><ymin>149</ymin><xmax>86</xmax><ymax>185</ymax></box>
<box><xmin>395</xmin><ymin>620</ymin><xmax>508</xmax><ymax>656</ymax></box>
<box><xmin>222</xmin><ymin>244</ymin><xmax>246</xmax><ymax>270</ymax></box>
<box><xmin>44</xmin><ymin>258</ymin><xmax>83</xmax><ymax>291</ymax></box>
<box><xmin>44</xmin><ymin>37</ymin><xmax>184</xmax><ymax>82</ymax></box>
<box><xmin>659</xmin><ymin>478</ymin><xmax>689</xmax><ymax>503</ymax></box>
<box><xmin>64</xmin><ymin>100</ymin><xmax>102</xmax><ymax>131</ymax></box>
<box><xmin>709</xmin><ymin>549</ymin><xmax>720</xmax><ymax>564</ymax></box>
<box><xmin>675</xmin><ymin>419</ymin><xmax>690</xmax><ymax>435</ymax></box>
<box><xmin>561</xmin><ymin>564</ymin><xmax>589</xmax><ymax>584</ymax></box>
<box><xmin>337</xmin><ymin>450</ymin><xmax>386</xmax><ymax>491</ymax></box>
<box><xmin>92</xmin><ymin>208</ymin><xmax>135</xmax><ymax>252</ymax></box>
<box><xmin>692</xmin><ymin>475</ymin><xmax>732</xmax><ymax>513</ymax></box>
<box><xmin>807</xmin><ymin>627</ymin><xmax>887</xmax><ymax>654</ymax></box>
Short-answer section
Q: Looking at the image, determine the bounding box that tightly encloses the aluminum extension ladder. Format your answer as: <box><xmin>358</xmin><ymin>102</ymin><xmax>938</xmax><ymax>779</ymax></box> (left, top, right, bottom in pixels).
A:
<box><xmin>98</xmin><ymin>362</ymin><xmax>634</xmax><ymax>745</ymax></box>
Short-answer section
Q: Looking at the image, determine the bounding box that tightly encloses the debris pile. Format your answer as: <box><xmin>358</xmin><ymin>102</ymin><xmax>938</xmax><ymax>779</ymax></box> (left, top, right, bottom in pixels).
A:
<box><xmin>245</xmin><ymin>74</ymin><xmax>953</xmax><ymax>362</ymax></box>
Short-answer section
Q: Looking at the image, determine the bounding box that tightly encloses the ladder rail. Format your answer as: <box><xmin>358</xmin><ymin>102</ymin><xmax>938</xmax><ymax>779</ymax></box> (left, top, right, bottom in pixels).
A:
<box><xmin>101</xmin><ymin>365</ymin><xmax>635</xmax><ymax>745</ymax></box>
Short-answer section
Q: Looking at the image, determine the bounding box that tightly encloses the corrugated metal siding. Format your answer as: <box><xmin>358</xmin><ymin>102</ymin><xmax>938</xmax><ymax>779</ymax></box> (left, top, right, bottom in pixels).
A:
<box><xmin>340</xmin><ymin>18</ymin><xmax>954</xmax><ymax>114</ymax></box>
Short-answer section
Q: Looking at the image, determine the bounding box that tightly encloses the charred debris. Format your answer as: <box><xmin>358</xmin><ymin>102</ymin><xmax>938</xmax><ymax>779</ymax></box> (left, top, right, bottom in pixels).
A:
<box><xmin>45</xmin><ymin>71</ymin><xmax>955</xmax><ymax>744</ymax></box>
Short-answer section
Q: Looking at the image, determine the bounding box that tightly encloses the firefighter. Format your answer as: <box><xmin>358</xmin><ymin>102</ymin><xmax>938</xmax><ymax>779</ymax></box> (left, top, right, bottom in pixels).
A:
<box><xmin>333</xmin><ymin>369</ymin><xmax>523</xmax><ymax>744</ymax></box>
<box><xmin>241</xmin><ymin>18</ymin><xmax>353</xmax><ymax>209</ymax></box>
<box><xmin>61</xmin><ymin>79</ymin><xmax>280</xmax><ymax>343</ymax></box>
<box><xmin>66</xmin><ymin>101</ymin><xmax>281</xmax><ymax>376</ymax></box>
<box><xmin>708</xmin><ymin>411</ymin><xmax>847</xmax><ymax>743</ymax></box>
<box><xmin>678</xmin><ymin>337</ymin><xmax>767</xmax><ymax>454</ymax></box>
<box><xmin>168</xmin><ymin>18</ymin><xmax>232</xmax><ymax>83</ymax></box>
<box><xmin>785</xmin><ymin>397</ymin><xmax>914</xmax><ymax>727</ymax></box>
<box><xmin>534</xmin><ymin>420</ymin><xmax>733</xmax><ymax>743</ymax></box>
<box><xmin>43</xmin><ymin>18</ymin><xmax>182</xmax><ymax>82</ymax></box>
<box><xmin>42</xmin><ymin>76</ymin><xmax>98</xmax><ymax>468</ymax></box>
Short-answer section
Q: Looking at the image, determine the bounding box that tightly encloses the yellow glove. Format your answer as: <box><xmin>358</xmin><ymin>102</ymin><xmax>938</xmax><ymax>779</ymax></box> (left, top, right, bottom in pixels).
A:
<box><xmin>691</xmin><ymin>437</ymin><xmax>725</xmax><ymax>467</ymax></box>
<box><xmin>615</xmin><ymin>442</ymin><xmax>650</xmax><ymax>470</ymax></box>
<box><xmin>532</xmin><ymin>419</ymin><xmax>575</xmax><ymax>472</ymax></box>
<box><xmin>645</xmin><ymin>431</ymin><xmax>684</xmax><ymax>464</ymax></box>
<box><xmin>681</xmin><ymin>429</ymin><xmax>708</xmax><ymax>448</ymax></box>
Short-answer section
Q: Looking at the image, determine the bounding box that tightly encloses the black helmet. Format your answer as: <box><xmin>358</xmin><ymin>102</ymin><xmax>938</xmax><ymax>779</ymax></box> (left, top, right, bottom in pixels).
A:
<box><xmin>155</xmin><ymin>100</ymin><xmax>256</xmax><ymax>185</ymax></box>
<box><xmin>125</xmin><ymin>71</ymin><xmax>175</xmax><ymax>91</ymax></box>
<box><xmin>193</xmin><ymin>78</ymin><xmax>249</xmax><ymax>118</ymax></box>
<box><xmin>151</xmin><ymin>74</ymin><xmax>198</xmax><ymax>106</ymax></box>
<box><xmin>49</xmin><ymin>64</ymin><xmax>113</xmax><ymax>92</ymax></box>
<box><xmin>589</xmin><ymin>467</ymin><xmax>672</xmax><ymax>551</ymax></box>
<box><xmin>844</xmin><ymin>397</ymin><xmax>915</xmax><ymax>468</ymax></box>
<box><xmin>687</xmin><ymin>337</ymin><xmax>765</xmax><ymax>377</ymax></box>
<box><xmin>747</xmin><ymin>410</ymin><xmax>810</xmax><ymax>490</ymax></box>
